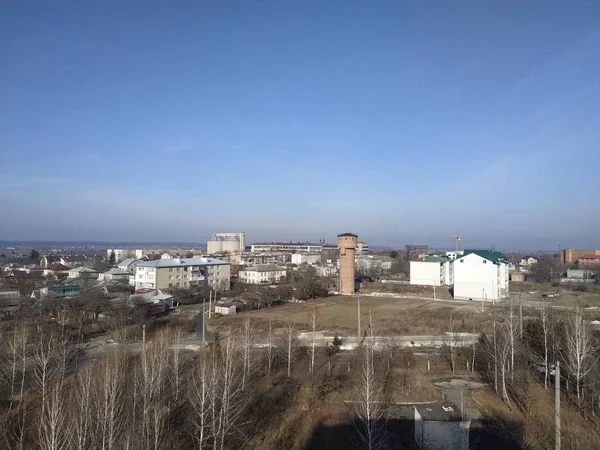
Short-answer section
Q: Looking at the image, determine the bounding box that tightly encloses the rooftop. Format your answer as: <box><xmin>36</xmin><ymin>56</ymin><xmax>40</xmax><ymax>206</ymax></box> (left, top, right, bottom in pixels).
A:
<box><xmin>137</xmin><ymin>257</ymin><xmax>229</xmax><ymax>268</ymax></box>
<box><xmin>461</xmin><ymin>249</ymin><xmax>507</xmax><ymax>264</ymax></box>
<box><xmin>417</xmin><ymin>255</ymin><xmax>449</xmax><ymax>263</ymax></box>
<box><xmin>252</xmin><ymin>241</ymin><xmax>324</xmax><ymax>246</ymax></box>
<box><xmin>337</xmin><ymin>233</ymin><xmax>357</xmax><ymax>237</ymax></box>
<box><xmin>241</xmin><ymin>264</ymin><xmax>286</xmax><ymax>272</ymax></box>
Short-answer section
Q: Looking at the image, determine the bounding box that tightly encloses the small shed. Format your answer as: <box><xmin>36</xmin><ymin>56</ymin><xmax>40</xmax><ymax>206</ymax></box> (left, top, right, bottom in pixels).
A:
<box><xmin>216</xmin><ymin>302</ymin><xmax>236</xmax><ymax>316</ymax></box>
<box><xmin>153</xmin><ymin>293</ymin><xmax>174</xmax><ymax>309</ymax></box>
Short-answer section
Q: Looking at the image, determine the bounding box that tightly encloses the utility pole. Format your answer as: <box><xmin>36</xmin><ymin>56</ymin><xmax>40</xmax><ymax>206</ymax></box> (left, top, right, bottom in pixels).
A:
<box><xmin>202</xmin><ymin>301</ymin><xmax>206</xmax><ymax>347</ymax></box>
<box><xmin>209</xmin><ymin>290</ymin><xmax>212</xmax><ymax>319</ymax></box>
<box><xmin>519</xmin><ymin>294</ymin><xmax>523</xmax><ymax>339</ymax></box>
<box><xmin>142</xmin><ymin>323</ymin><xmax>146</xmax><ymax>344</ymax></box>
<box><xmin>357</xmin><ymin>295</ymin><xmax>361</xmax><ymax>338</ymax></box>
<box><xmin>555</xmin><ymin>360</ymin><xmax>561</xmax><ymax>450</ymax></box>
<box><xmin>433</xmin><ymin>284</ymin><xmax>436</xmax><ymax>301</ymax></box>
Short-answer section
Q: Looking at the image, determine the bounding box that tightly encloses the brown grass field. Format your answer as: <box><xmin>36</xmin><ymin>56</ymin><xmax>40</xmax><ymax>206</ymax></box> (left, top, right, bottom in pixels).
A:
<box><xmin>210</xmin><ymin>295</ymin><xmax>493</xmax><ymax>336</ymax></box>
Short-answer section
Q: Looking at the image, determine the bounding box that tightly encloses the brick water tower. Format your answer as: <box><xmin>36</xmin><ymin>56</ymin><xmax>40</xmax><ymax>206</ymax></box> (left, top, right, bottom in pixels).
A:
<box><xmin>338</xmin><ymin>233</ymin><xmax>357</xmax><ymax>294</ymax></box>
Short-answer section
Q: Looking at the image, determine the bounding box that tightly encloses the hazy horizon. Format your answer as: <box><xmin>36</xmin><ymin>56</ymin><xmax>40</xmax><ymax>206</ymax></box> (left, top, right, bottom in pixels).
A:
<box><xmin>1</xmin><ymin>1</ymin><xmax>598</xmax><ymax>250</ymax></box>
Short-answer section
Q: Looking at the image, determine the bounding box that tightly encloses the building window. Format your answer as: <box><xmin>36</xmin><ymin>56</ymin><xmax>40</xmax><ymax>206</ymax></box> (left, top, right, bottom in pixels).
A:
<box><xmin>460</xmin><ymin>259</ymin><xmax>464</xmax><ymax>263</ymax></box>
<box><xmin>483</xmin><ymin>260</ymin><xmax>487</xmax><ymax>264</ymax></box>
<box><xmin>169</xmin><ymin>276</ymin><xmax>173</xmax><ymax>280</ymax></box>
<box><xmin>169</xmin><ymin>283</ymin><xmax>173</xmax><ymax>287</ymax></box>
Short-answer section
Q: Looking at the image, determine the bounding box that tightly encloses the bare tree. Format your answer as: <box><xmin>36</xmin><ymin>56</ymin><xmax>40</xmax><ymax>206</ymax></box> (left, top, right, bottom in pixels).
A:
<box><xmin>563</xmin><ymin>305</ymin><xmax>598</xmax><ymax>403</ymax></box>
<box><xmin>539</xmin><ymin>302</ymin><xmax>551</xmax><ymax>389</ymax></box>
<box><xmin>171</xmin><ymin>327</ymin><xmax>184</xmax><ymax>405</ymax></box>
<box><xmin>507</xmin><ymin>298</ymin><xmax>519</xmax><ymax>376</ymax></box>
<box><xmin>497</xmin><ymin>322</ymin><xmax>512</xmax><ymax>406</ymax></box>
<box><xmin>308</xmin><ymin>306</ymin><xmax>319</xmax><ymax>373</ymax></box>
<box><xmin>5</xmin><ymin>322</ymin><xmax>28</xmax><ymax>411</ymax></box>
<box><xmin>280</xmin><ymin>322</ymin><xmax>299</xmax><ymax>378</ymax></box>
<box><xmin>240</xmin><ymin>317</ymin><xmax>254</xmax><ymax>389</ymax></box>
<box><xmin>95</xmin><ymin>348</ymin><xmax>125</xmax><ymax>450</ymax></box>
<box><xmin>353</xmin><ymin>313</ymin><xmax>386</xmax><ymax>450</ymax></box>
<box><xmin>72</xmin><ymin>366</ymin><xmax>95</xmax><ymax>450</ymax></box>
<box><xmin>265</xmin><ymin>318</ymin><xmax>274</xmax><ymax>377</ymax></box>
<box><xmin>190</xmin><ymin>352</ymin><xmax>212</xmax><ymax>449</ymax></box>
<box><xmin>447</xmin><ymin>314</ymin><xmax>457</xmax><ymax>375</ymax></box>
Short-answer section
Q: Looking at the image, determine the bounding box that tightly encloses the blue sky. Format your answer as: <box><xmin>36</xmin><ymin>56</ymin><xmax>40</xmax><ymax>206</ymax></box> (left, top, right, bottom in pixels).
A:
<box><xmin>1</xmin><ymin>0</ymin><xmax>599</xmax><ymax>250</ymax></box>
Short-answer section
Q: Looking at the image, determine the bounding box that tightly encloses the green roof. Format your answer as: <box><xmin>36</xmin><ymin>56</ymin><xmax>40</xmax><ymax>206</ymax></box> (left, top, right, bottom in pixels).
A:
<box><xmin>461</xmin><ymin>249</ymin><xmax>506</xmax><ymax>264</ymax></box>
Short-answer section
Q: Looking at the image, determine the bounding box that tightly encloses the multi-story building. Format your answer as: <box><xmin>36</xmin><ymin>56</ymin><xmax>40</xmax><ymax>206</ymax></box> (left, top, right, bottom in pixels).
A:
<box><xmin>251</xmin><ymin>242</ymin><xmax>323</xmax><ymax>253</ymax></box>
<box><xmin>561</xmin><ymin>248</ymin><xmax>600</xmax><ymax>265</ymax></box>
<box><xmin>206</xmin><ymin>232</ymin><xmax>246</xmax><ymax>254</ymax></box>
<box><xmin>410</xmin><ymin>255</ymin><xmax>452</xmax><ymax>287</ymax></box>
<box><xmin>579</xmin><ymin>255</ymin><xmax>600</xmax><ymax>268</ymax></box>
<box><xmin>356</xmin><ymin>241</ymin><xmax>369</xmax><ymax>256</ymax></box>
<box><xmin>135</xmin><ymin>257</ymin><xmax>230</xmax><ymax>291</ymax></box>
<box><xmin>239</xmin><ymin>264</ymin><xmax>287</xmax><ymax>284</ymax></box>
<box><xmin>453</xmin><ymin>250</ymin><xmax>509</xmax><ymax>301</ymax></box>
<box><xmin>291</xmin><ymin>252</ymin><xmax>322</xmax><ymax>265</ymax></box>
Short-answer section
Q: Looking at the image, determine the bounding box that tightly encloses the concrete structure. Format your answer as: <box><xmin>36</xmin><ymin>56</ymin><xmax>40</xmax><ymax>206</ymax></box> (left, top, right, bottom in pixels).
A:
<box><xmin>338</xmin><ymin>233</ymin><xmax>357</xmax><ymax>294</ymax></box>
<box><xmin>291</xmin><ymin>252</ymin><xmax>321</xmax><ymax>265</ymax></box>
<box><xmin>239</xmin><ymin>264</ymin><xmax>287</xmax><ymax>284</ymax></box>
<box><xmin>453</xmin><ymin>250</ymin><xmax>509</xmax><ymax>302</ymax></box>
<box><xmin>207</xmin><ymin>232</ymin><xmax>246</xmax><ymax>254</ymax></box>
<box><xmin>579</xmin><ymin>255</ymin><xmax>600</xmax><ymax>268</ymax></box>
<box><xmin>561</xmin><ymin>248</ymin><xmax>600</xmax><ymax>265</ymax></box>
<box><xmin>68</xmin><ymin>267</ymin><xmax>99</xmax><ymax>279</ymax></box>
<box><xmin>410</xmin><ymin>256</ymin><xmax>452</xmax><ymax>286</ymax></box>
<box><xmin>414</xmin><ymin>404</ymin><xmax>470</xmax><ymax>450</ymax></box>
<box><xmin>356</xmin><ymin>241</ymin><xmax>369</xmax><ymax>256</ymax></box>
<box><xmin>135</xmin><ymin>257</ymin><xmax>230</xmax><ymax>291</ymax></box>
<box><xmin>510</xmin><ymin>272</ymin><xmax>526</xmax><ymax>282</ymax></box>
<box><xmin>251</xmin><ymin>242</ymin><xmax>323</xmax><ymax>253</ymax></box>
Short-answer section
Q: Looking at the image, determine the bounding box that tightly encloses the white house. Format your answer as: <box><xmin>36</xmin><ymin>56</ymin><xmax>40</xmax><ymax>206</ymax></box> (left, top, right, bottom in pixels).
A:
<box><xmin>453</xmin><ymin>250</ymin><xmax>509</xmax><ymax>301</ymax></box>
<box><xmin>410</xmin><ymin>256</ymin><xmax>453</xmax><ymax>286</ymax></box>
<box><xmin>239</xmin><ymin>265</ymin><xmax>287</xmax><ymax>284</ymax></box>
<box><xmin>215</xmin><ymin>302</ymin><xmax>236</xmax><ymax>315</ymax></box>
<box><xmin>135</xmin><ymin>257</ymin><xmax>230</xmax><ymax>291</ymax></box>
<box><xmin>291</xmin><ymin>252</ymin><xmax>321</xmax><ymax>265</ymax></box>
<box><xmin>519</xmin><ymin>256</ymin><xmax>538</xmax><ymax>266</ymax></box>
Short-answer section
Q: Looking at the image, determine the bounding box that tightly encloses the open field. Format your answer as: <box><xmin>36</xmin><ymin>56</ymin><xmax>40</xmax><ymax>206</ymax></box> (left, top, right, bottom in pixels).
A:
<box><xmin>210</xmin><ymin>295</ymin><xmax>493</xmax><ymax>337</ymax></box>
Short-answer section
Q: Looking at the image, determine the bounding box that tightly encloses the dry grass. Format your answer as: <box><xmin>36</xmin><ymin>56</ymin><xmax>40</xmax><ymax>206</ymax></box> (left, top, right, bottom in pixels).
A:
<box><xmin>210</xmin><ymin>295</ymin><xmax>493</xmax><ymax>337</ymax></box>
<box><xmin>474</xmin><ymin>383</ymin><xmax>599</xmax><ymax>449</ymax></box>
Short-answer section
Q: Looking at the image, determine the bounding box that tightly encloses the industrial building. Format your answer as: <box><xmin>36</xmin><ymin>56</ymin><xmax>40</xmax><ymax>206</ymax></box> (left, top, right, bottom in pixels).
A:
<box><xmin>206</xmin><ymin>232</ymin><xmax>246</xmax><ymax>254</ymax></box>
<box><xmin>135</xmin><ymin>257</ymin><xmax>230</xmax><ymax>291</ymax></box>
<box><xmin>338</xmin><ymin>233</ymin><xmax>357</xmax><ymax>294</ymax></box>
<box><xmin>251</xmin><ymin>241</ymin><xmax>324</xmax><ymax>253</ymax></box>
<box><xmin>561</xmin><ymin>248</ymin><xmax>600</xmax><ymax>264</ymax></box>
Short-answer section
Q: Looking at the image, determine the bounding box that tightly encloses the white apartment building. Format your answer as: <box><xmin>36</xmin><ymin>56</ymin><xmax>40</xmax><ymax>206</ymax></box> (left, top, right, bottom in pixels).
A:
<box><xmin>291</xmin><ymin>252</ymin><xmax>322</xmax><ymax>265</ymax></box>
<box><xmin>135</xmin><ymin>257</ymin><xmax>230</xmax><ymax>291</ymax></box>
<box><xmin>251</xmin><ymin>242</ymin><xmax>323</xmax><ymax>253</ymax></box>
<box><xmin>453</xmin><ymin>250</ymin><xmax>509</xmax><ymax>301</ymax></box>
<box><xmin>410</xmin><ymin>256</ymin><xmax>452</xmax><ymax>287</ymax></box>
<box><xmin>239</xmin><ymin>264</ymin><xmax>287</xmax><ymax>284</ymax></box>
<box><xmin>207</xmin><ymin>232</ymin><xmax>246</xmax><ymax>254</ymax></box>
<box><xmin>356</xmin><ymin>241</ymin><xmax>369</xmax><ymax>256</ymax></box>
